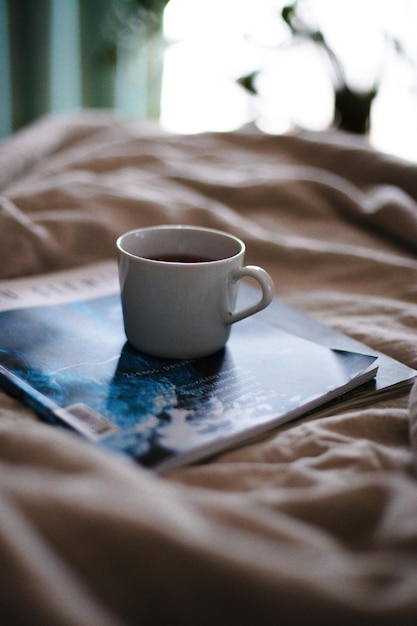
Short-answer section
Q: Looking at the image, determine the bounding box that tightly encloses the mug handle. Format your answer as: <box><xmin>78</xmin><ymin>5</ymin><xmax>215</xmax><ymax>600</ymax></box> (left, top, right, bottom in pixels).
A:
<box><xmin>226</xmin><ymin>266</ymin><xmax>274</xmax><ymax>324</ymax></box>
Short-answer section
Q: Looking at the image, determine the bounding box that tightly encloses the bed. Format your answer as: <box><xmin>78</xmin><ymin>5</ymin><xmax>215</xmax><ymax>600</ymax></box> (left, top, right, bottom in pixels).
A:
<box><xmin>1</xmin><ymin>110</ymin><xmax>417</xmax><ymax>625</ymax></box>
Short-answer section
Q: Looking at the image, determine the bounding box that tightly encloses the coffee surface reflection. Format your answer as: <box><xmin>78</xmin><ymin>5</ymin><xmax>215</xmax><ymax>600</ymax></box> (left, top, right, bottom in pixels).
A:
<box><xmin>146</xmin><ymin>254</ymin><xmax>216</xmax><ymax>263</ymax></box>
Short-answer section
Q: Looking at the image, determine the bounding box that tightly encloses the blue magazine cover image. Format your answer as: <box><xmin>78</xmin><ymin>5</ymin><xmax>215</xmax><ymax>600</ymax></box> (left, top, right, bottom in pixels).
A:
<box><xmin>0</xmin><ymin>293</ymin><xmax>377</xmax><ymax>471</ymax></box>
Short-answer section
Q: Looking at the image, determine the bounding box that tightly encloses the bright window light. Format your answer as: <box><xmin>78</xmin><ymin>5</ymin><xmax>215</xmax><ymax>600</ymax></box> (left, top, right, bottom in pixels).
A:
<box><xmin>160</xmin><ymin>0</ymin><xmax>417</xmax><ymax>161</ymax></box>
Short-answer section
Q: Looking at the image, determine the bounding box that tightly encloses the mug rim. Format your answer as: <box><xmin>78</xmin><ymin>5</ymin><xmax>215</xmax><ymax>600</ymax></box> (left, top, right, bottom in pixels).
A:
<box><xmin>116</xmin><ymin>224</ymin><xmax>245</xmax><ymax>265</ymax></box>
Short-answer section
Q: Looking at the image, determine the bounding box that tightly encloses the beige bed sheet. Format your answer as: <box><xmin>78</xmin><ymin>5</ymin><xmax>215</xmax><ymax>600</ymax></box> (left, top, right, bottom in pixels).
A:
<box><xmin>1</xmin><ymin>111</ymin><xmax>417</xmax><ymax>625</ymax></box>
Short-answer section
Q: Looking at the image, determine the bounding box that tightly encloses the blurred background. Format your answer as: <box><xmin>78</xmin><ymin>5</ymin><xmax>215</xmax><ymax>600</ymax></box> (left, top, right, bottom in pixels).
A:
<box><xmin>2</xmin><ymin>0</ymin><xmax>417</xmax><ymax>160</ymax></box>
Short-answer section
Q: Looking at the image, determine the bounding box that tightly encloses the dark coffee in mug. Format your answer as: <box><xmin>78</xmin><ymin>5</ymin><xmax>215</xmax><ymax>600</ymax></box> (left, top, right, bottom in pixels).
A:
<box><xmin>147</xmin><ymin>254</ymin><xmax>215</xmax><ymax>263</ymax></box>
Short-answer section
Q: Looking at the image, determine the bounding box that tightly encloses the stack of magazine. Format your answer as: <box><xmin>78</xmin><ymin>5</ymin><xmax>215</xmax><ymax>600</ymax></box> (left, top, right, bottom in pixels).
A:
<box><xmin>0</xmin><ymin>261</ymin><xmax>414</xmax><ymax>473</ymax></box>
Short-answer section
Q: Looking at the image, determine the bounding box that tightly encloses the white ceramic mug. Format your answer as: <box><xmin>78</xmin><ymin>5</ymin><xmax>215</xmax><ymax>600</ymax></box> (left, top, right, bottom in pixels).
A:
<box><xmin>116</xmin><ymin>225</ymin><xmax>274</xmax><ymax>359</ymax></box>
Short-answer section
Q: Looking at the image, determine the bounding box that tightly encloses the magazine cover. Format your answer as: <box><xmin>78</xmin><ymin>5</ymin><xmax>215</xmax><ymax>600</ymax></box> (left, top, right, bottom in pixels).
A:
<box><xmin>0</xmin><ymin>262</ymin><xmax>381</xmax><ymax>472</ymax></box>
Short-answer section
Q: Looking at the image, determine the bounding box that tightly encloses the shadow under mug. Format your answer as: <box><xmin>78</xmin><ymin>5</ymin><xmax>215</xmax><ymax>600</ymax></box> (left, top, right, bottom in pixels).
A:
<box><xmin>117</xmin><ymin>225</ymin><xmax>274</xmax><ymax>359</ymax></box>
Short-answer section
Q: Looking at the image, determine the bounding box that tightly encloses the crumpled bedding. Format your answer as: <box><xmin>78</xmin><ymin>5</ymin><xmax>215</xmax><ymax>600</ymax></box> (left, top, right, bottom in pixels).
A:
<box><xmin>1</xmin><ymin>110</ymin><xmax>417</xmax><ymax>625</ymax></box>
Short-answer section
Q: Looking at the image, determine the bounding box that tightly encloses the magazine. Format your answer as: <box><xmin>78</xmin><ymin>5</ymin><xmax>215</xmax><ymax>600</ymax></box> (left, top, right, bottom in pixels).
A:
<box><xmin>0</xmin><ymin>260</ymin><xmax>407</xmax><ymax>473</ymax></box>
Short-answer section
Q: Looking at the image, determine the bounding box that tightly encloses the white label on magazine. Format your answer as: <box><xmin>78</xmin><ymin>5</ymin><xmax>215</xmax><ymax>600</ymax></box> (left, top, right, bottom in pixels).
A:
<box><xmin>0</xmin><ymin>261</ymin><xmax>119</xmax><ymax>312</ymax></box>
<box><xmin>54</xmin><ymin>403</ymin><xmax>119</xmax><ymax>440</ymax></box>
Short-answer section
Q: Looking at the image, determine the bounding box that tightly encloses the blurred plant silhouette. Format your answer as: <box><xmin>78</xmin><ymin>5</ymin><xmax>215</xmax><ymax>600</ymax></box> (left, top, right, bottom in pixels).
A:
<box><xmin>238</xmin><ymin>0</ymin><xmax>381</xmax><ymax>134</ymax></box>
